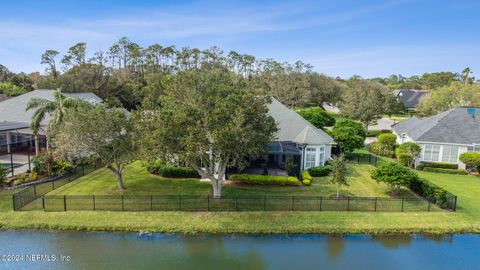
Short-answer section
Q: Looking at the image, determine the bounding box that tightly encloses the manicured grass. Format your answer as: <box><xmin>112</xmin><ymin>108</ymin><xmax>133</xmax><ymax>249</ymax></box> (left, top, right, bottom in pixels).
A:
<box><xmin>1</xmin><ymin>163</ymin><xmax>480</xmax><ymax>234</ymax></box>
<box><xmin>47</xmin><ymin>162</ymin><xmax>413</xmax><ymax>198</ymax></box>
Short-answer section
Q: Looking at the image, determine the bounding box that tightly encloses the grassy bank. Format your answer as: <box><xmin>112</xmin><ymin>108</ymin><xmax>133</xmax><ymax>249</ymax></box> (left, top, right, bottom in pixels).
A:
<box><xmin>0</xmin><ymin>164</ymin><xmax>479</xmax><ymax>234</ymax></box>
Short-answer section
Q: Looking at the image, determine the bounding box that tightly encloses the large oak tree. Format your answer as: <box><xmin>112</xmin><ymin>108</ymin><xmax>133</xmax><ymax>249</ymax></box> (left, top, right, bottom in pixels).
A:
<box><xmin>135</xmin><ymin>67</ymin><xmax>277</xmax><ymax>197</ymax></box>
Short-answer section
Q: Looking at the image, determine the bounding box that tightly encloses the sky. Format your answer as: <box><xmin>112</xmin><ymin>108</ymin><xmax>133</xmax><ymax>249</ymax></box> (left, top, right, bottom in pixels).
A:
<box><xmin>0</xmin><ymin>0</ymin><xmax>479</xmax><ymax>78</ymax></box>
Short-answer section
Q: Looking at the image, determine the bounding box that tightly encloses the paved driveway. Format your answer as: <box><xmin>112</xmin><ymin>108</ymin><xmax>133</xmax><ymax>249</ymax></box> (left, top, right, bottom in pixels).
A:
<box><xmin>369</xmin><ymin>118</ymin><xmax>394</xmax><ymax>130</ymax></box>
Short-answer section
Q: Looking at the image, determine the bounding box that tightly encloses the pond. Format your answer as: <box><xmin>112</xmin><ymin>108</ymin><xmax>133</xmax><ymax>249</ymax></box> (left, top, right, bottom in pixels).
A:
<box><xmin>0</xmin><ymin>231</ymin><xmax>477</xmax><ymax>269</ymax></box>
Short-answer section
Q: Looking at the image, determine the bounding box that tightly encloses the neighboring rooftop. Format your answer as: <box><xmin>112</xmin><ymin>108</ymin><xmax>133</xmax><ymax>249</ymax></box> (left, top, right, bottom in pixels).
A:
<box><xmin>392</xmin><ymin>107</ymin><xmax>480</xmax><ymax>145</ymax></box>
<box><xmin>0</xmin><ymin>89</ymin><xmax>103</xmax><ymax>126</ymax></box>
<box><xmin>393</xmin><ymin>89</ymin><xmax>428</xmax><ymax>109</ymax></box>
<box><xmin>267</xmin><ymin>98</ymin><xmax>335</xmax><ymax>145</ymax></box>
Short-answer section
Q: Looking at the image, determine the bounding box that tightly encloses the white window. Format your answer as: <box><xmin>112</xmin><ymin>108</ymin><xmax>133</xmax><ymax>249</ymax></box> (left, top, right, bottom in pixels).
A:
<box><xmin>442</xmin><ymin>145</ymin><xmax>459</xmax><ymax>163</ymax></box>
<box><xmin>305</xmin><ymin>147</ymin><xmax>317</xmax><ymax>169</ymax></box>
<box><xmin>318</xmin><ymin>146</ymin><xmax>325</xmax><ymax>166</ymax></box>
<box><xmin>423</xmin><ymin>144</ymin><xmax>440</xmax><ymax>161</ymax></box>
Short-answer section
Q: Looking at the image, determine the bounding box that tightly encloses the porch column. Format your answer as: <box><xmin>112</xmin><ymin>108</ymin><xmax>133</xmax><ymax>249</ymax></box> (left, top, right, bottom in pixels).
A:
<box><xmin>34</xmin><ymin>135</ymin><xmax>40</xmax><ymax>156</ymax></box>
<box><xmin>299</xmin><ymin>146</ymin><xmax>305</xmax><ymax>171</ymax></box>
<box><xmin>6</xmin><ymin>132</ymin><xmax>11</xmax><ymax>154</ymax></box>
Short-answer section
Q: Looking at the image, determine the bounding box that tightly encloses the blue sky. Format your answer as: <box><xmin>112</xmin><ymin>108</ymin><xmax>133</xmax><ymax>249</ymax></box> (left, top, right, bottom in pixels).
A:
<box><xmin>1</xmin><ymin>0</ymin><xmax>479</xmax><ymax>78</ymax></box>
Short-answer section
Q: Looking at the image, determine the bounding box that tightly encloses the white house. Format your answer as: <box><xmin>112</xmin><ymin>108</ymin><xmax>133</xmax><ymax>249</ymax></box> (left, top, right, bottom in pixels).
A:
<box><xmin>265</xmin><ymin>98</ymin><xmax>335</xmax><ymax>172</ymax></box>
<box><xmin>392</xmin><ymin>107</ymin><xmax>480</xmax><ymax>169</ymax></box>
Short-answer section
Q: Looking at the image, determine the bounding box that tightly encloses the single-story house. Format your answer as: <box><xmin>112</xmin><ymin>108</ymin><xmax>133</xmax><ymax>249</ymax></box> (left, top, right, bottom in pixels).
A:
<box><xmin>392</xmin><ymin>107</ymin><xmax>480</xmax><ymax>169</ymax></box>
<box><xmin>393</xmin><ymin>89</ymin><xmax>428</xmax><ymax>111</ymax></box>
<box><xmin>256</xmin><ymin>98</ymin><xmax>335</xmax><ymax>175</ymax></box>
<box><xmin>0</xmin><ymin>89</ymin><xmax>102</xmax><ymax>155</ymax></box>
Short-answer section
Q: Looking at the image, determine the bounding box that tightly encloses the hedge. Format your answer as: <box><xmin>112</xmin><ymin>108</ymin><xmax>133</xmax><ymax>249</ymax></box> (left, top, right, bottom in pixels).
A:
<box><xmin>418</xmin><ymin>162</ymin><xmax>458</xmax><ymax>170</ymax></box>
<box><xmin>229</xmin><ymin>174</ymin><xmax>299</xmax><ymax>186</ymax></box>
<box><xmin>300</xmin><ymin>170</ymin><xmax>312</xmax><ymax>181</ymax></box>
<box><xmin>408</xmin><ymin>177</ymin><xmax>455</xmax><ymax>209</ymax></box>
<box><xmin>308</xmin><ymin>165</ymin><xmax>332</xmax><ymax>177</ymax></box>
<box><xmin>422</xmin><ymin>167</ymin><xmax>467</xmax><ymax>175</ymax></box>
<box><xmin>366</xmin><ymin>129</ymin><xmax>392</xmax><ymax>137</ymax></box>
<box><xmin>147</xmin><ymin>161</ymin><xmax>200</xmax><ymax>178</ymax></box>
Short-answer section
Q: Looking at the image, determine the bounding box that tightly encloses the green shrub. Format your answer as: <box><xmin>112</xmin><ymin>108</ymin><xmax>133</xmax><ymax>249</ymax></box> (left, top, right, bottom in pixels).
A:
<box><xmin>0</xmin><ymin>167</ymin><xmax>7</xmax><ymax>184</ymax></box>
<box><xmin>285</xmin><ymin>159</ymin><xmax>297</xmax><ymax>176</ymax></box>
<box><xmin>459</xmin><ymin>152</ymin><xmax>480</xmax><ymax>173</ymax></box>
<box><xmin>229</xmin><ymin>174</ymin><xmax>299</xmax><ymax>186</ymax></box>
<box><xmin>308</xmin><ymin>165</ymin><xmax>332</xmax><ymax>177</ymax></box>
<box><xmin>331</xmin><ymin>126</ymin><xmax>365</xmax><ymax>153</ymax></box>
<box><xmin>397</xmin><ymin>142</ymin><xmax>421</xmax><ymax>167</ymax></box>
<box><xmin>158</xmin><ymin>166</ymin><xmax>200</xmax><ymax>178</ymax></box>
<box><xmin>302</xmin><ymin>179</ymin><xmax>311</xmax><ymax>186</ymax></box>
<box><xmin>377</xmin><ymin>133</ymin><xmax>397</xmax><ymax>149</ymax></box>
<box><xmin>0</xmin><ymin>82</ymin><xmax>26</xmax><ymax>96</ymax></box>
<box><xmin>371</xmin><ymin>163</ymin><xmax>418</xmax><ymax>193</ymax></box>
<box><xmin>51</xmin><ymin>159</ymin><xmax>72</xmax><ymax>176</ymax></box>
<box><xmin>334</xmin><ymin>119</ymin><xmax>366</xmax><ymax>139</ymax></box>
<box><xmin>297</xmin><ymin>107</ymin><xmax>335</xmax><ymax>129</ymax></box>
<box><xmin>422</xmin><ymin>167</ymin><xmax>467</xmax><ymax>175</ymax></box>
<box><xmin>367</xmin><ymin>142</ymin><xmax>394</xmax><ymax>157</ymax></box>
<box><xmin>300</xmin><ymin>170</ymin><xmax>312</xmax><ymax>181</ymax></box>
<box><xmin>147</xmin><ymin>160</ymin><xmax>165</xmax><ymax>174</ymax></box>
<box><xmin>419</xmin><ymin>161</ymin><xmax>458</xmax><ymax>169</ymax></box>
<box><xmin>409</xmin><ymin>177</ymin><xmax>455</xmax><ymax>209</ymax></box>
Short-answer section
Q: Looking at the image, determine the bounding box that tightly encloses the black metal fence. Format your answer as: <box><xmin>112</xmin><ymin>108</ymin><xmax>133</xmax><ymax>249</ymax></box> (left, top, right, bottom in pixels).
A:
<box><xmin>16</xmin><ymin>194</ymin><xmax>441</xmax><ymax>212</ymax></box>
<box><xmin>12</xmin><ymin>162</ymin><xmax>100</xmax><ymax>211</ymax></box>
<box><xmin>347</xmin><ymin>152</ymin><xmax>457</xmax><ymax>211</ymax></box>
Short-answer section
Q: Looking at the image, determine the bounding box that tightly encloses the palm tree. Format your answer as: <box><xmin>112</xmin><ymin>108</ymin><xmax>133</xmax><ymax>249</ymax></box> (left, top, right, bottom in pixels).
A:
<box><xmin>26</xmin><ymin>89</ymin><xmax>80</xmax><ymax>138</ymax></box>
<box><xmin>330</xmin><ymin>154</ymin><xmax>348</xmax><ymax>197</ymax></box>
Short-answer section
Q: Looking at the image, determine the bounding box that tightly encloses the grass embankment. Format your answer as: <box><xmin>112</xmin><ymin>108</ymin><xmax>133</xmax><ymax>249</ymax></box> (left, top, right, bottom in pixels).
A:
<box><xmin>0</xmin><ymin>164</ymin><xmax>479</xmax><ymax>234</ymax></box>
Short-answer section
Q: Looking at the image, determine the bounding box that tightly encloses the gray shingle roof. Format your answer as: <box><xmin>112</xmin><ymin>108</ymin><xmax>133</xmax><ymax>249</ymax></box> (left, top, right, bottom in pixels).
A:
<box><xmin>0</xmin><ymin>121</ymin><xmax>30</xmax><ymax>132</ymax></box>
<box><xmin>392</xmin><ymin>107</ymin><xmax>480</xmax><ymax>145</ymax></box>
<box><xmin>0</xmin><ymin>89</ymin><xmax>102</xmax><ymax>126</ymax></box>
<box><xmin>268</xmin><ymin>98</ymin><xmax>335</xmax><ymax>145</ymax></box>
<box><xmin>394</xmin><ymin>89</ymin><xmax>428</xmax><ymax>108</ymax></box>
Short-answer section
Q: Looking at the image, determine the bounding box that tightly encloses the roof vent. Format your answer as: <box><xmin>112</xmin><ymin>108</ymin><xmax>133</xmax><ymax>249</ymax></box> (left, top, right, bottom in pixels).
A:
<box><xmin>467</xmin><ymin>108</ymin><xmax>477</xmax><ymax>118</ymax></box>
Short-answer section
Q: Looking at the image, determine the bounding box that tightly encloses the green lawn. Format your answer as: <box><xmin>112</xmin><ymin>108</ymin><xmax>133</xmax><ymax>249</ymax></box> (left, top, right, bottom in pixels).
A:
<box><xmin>47</xmin><ymin>162</ymin><xmax>413</xmax><ymax>198</ymax></box>
<box><xmin>0</xmin><ymin>164</ymin><xmax>479</xmax><ymax>234</ymax></box>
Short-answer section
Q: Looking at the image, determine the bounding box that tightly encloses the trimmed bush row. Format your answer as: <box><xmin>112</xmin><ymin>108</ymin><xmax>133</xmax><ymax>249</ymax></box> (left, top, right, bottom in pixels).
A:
<box><xmin>300</xmin><ymin>171</ymin><xmax>312</xmax><ymax>186</ymax></box>
<box><xmin>422</xmin><ymin>167</ymin><xmax>467</xmax><ymax>175</ymax></box>
<box><xmin>418</xmin><ymin>161</ymin><xmax>458</xmax><ymax>170</ymax></box>
<box><xmin>229</xmin><ymin>174</ymin><xmax>299</xmax><ymax>186</ymax></box>
<box><xmin>408</xmin><ymin>177</ymin><xmax>455</xmax><ymax>209</ymax></box>
<box><xmin>308</xmin><ymin>165</ymin><xmax>332</xmax><ymax>177</ymax></box>
<box><xmin>366</xmin><ymin>129</ymin><xmax>391</xmax><ymax>137</ymax></box>
<box><xmin>147</xmin><ymin>162</ymin><xmax>200</xmax><ymax>178</ymax></box>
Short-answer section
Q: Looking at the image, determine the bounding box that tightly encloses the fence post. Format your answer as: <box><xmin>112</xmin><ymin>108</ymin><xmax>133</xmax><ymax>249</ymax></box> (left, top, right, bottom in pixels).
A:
<box><xmin>63</xmin><ymin>195</ymin><xmax>67</xmax><ymax>211</ymax></box>
<box><xmin>52</xmin><ymin>181</ymin><xmax>55</xmax><ymax>190</ymax></box>
<box><xmin>42</xmin><ymin>196</ymin><xmax>45</xmax><ymax>210</ymax></box>
<box><xmin>357</xmin><ymin>155</ymin><xmax>360</xmax><ymax>164</ymax></box>
<box><xmin>401</xmin><ymin>198</ymin><xmax>404</xmax><ymax>212</ymax></box>
<box><xmin>374</xmin><ymin>197</ymin><xmax>377</xmax><ymax>212</ymax></box>
<box><xmin>427</xmin><ymin>200</ymin><xmax>431</xmax><ymax>212</ymax></box>
<box><xmin>374</xmin><ymin>156</ymin><xmax>377</xmax><ymax>167</ymax></box>
<box><xmin>207</xmin><ymin>195</ymin><xmax>210</xmax><ymax>211</ymax></box>
<box><xmin>33</xmin><ymin>185</ymin><xmax>37</xmax><ymax>199</ymax></box>
<box><xmin>453</xmin><ymin>196</ymin><xmax>457</xmax><ymax>212</ymax></box>
<box><xmin>347</xmin><ymin>197</ymin><xmax>350</xmax><ymax>211</ymax></box>
<box><xmin>150</xmin><ymin>195</ymin><xmax>153</xmax><ymax>211</ymax></box>
<box><xmin>93</xmin><ymin>195</ymin><xmax>95</xmax><ymax>211</ymax></box>
<box><xmin>82</xmin><ymin>165</ymin><xmax>85</xmax><ymax>176</ymax></box>
<box><xmin>291</xmin><ymin>196</ymin><xmax>295</xmax><ymax>211</ymax></box>
<box><xmin>369</xmin><ymin>154</ymin><xmax>371</xmax><ymax>164</ymax></box>
<box><xmin>319</xmin><ymin>197</ymin><xmax>323</xmax><ymax>211</ymax></box>
<box><xmin>12</xmin><ymin>195</ymin><xmax>16</xmax><ymax>211</ymax></box>
<box><xmin>121</xmin><ymin>195</ymin><xmax>124</xmax><ymax>211</ymax></box>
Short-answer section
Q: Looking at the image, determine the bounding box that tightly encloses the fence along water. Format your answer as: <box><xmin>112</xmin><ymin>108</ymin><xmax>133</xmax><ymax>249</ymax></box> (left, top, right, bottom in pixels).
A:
<box><xmin>13</xmin><ymin>153</ymin><xmax>457</xmax><ymax>212</ymax></box>
<box><xmin>12</xmin><ymin>162</ymin><xmax>100</xmax><ymax>211</ymax></box>
<box><xmin>22</xmin><ymin>194</ymin><xmax>440</xmax><ymax>212</ymax></box>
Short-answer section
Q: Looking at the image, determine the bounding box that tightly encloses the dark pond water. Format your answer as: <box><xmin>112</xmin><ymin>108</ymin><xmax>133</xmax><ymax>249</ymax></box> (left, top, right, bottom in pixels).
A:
<box><xmin>0</xmin><ymin>231</ymin><xmax>478</xmax><ymax>270</ymax></box>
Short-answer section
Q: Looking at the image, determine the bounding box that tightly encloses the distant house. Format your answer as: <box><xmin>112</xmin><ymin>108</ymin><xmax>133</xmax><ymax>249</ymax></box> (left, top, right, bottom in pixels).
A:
<box><xmin>251</xmin><ymin>98</ymin><xmax>335</xmax><ymax>175</ymax></box>
<box><xmin>393</xmin><ymin>89</ymin><xmax>428</xmax><ymax>111</ymax></box>
<box><xmin>392</xmin><ymin>107</ymin><xmax>480</xmax><ymax>169</ymax></box>
<box><xmin>0</xmin><ymin>89</ymin><xmax>102</xmax><ymax>155</ymax></box>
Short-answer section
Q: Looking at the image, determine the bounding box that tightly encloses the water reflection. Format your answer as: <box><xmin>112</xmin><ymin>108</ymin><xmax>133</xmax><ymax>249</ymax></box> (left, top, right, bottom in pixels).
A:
<box><xmin>326</xmin><ymin>236</ymin><xmax>346</xmax><ymax>260</ymax></box>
